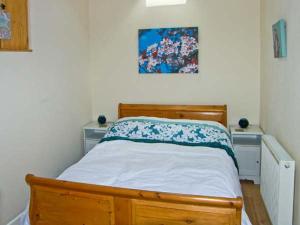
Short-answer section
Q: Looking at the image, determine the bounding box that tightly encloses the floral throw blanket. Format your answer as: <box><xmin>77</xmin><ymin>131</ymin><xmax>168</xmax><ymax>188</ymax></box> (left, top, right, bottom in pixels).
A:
<box><xmin>101</xmin><ymin>117</ymin><xmax>238</xmax><ymax>169</ymax></box>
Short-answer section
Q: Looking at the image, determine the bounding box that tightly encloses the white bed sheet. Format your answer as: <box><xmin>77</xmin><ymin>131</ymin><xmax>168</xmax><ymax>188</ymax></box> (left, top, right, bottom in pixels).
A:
<box><xmin>21</xmin><ymin>140</ymin><xmax>251</xmax><ymax>225</ymax></box>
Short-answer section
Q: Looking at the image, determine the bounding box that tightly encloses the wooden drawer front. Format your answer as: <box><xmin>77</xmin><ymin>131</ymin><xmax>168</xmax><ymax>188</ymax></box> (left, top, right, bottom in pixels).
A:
<box><xmin>85</xmin><ymin>129</ymin><xmax>106</xmax><ymax>140</ymax></box>
<box><xmin>235</xmin><ymin>145</ymin><xmax>261</xmax><ymax>176</ymax></box>
<box><xmin>232</xmin><ymin>135</ymin><xmax>261</xmax><ymax>146</ymax></box>
<box><xmin>132</xmin><ymin>200</ymin><xmax>237</xmax><ymax>225</ymax></box>
<box><xmin>31</xmin><ymin>188</ymin><xmax>114</xmax><ymax>225</ymax></box>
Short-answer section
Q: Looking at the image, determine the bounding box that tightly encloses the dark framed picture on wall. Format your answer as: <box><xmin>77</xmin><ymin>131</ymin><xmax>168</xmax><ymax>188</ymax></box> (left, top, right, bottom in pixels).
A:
<box><xmin>138</xmin><ymin>27</ymin><xmax>199</xmax><ymax>74</ymax></box>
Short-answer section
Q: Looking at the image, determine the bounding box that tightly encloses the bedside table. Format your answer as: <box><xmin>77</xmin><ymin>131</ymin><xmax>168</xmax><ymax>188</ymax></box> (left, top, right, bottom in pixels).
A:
<box><xmin>230</xmin><ymin>125</ymin><xmax>263</xmax><ymax>184</ymax></box>
<box><xmin>83</xmin><ymin>121</ymin><xmax>114</xmax><ymax>155</ymax></box>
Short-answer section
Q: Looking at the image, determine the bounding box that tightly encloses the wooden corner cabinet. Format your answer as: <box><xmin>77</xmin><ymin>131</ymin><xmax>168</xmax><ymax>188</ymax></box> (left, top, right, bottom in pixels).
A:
<box><xmin>83</xmin><ymin>121</ymin><xmax>114</xmax><ymax>155</ymax></box>
<box><xmin>0</xmin><ymin>0</ymin><xmax>31</xmax><ymax>52</ymax></box>
<box><xmin>230</xmin><ymin>125</ymin><xmax>263</xmax><ymax>184</ymax></box>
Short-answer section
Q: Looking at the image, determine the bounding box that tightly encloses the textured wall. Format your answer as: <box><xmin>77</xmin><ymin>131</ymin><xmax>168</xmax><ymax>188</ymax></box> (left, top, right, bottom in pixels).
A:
<box><xmin>0</xmin><ymin>0</ymin><xmax>92</xmax><ymax>224</ymax></box>
<box><xmin>89</xmin><ymin>0</ymin><xmax>261</xmax><ymax>125</ymax></box>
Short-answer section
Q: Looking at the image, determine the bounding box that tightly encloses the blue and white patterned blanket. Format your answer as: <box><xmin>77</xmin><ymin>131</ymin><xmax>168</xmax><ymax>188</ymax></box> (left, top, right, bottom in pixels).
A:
<box><xmin>101</xmin><ymin>117</ymin><xmax>238</xmax><ymax>169</ymax></box>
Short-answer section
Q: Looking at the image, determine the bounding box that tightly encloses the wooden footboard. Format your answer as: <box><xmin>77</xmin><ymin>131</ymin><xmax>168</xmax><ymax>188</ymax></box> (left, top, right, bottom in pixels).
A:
<box><xmin>26</xmin><ymin>174</ymin><xmax>243</xmax><ymax>225</ymax></box>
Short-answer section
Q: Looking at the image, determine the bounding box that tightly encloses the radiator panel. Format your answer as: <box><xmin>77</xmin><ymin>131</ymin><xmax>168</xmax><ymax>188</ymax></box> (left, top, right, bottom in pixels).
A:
<box><xmin>261</xmin><ymin>135</ymin><xmax>295</xmax><ymax>225</ymax></box>
<box><xmin>261</xmin><ymin>141</ymin><xmax>279</xmax><ymax>224</ymax></box>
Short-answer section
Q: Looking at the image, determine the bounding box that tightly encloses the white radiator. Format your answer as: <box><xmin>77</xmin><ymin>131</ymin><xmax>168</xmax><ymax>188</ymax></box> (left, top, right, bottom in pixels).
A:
<box><xmin>261</xmin><ymin>135</ymin><xmax>295</xmax><ymax>225</ymax></box>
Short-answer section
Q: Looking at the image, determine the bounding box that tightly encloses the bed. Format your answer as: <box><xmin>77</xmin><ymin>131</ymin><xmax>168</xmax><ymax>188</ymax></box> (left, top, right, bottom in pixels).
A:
<box><xmin>24</xmin><ymin>104</ymin><xmax>251</xmax><ymax>225</ymax></box>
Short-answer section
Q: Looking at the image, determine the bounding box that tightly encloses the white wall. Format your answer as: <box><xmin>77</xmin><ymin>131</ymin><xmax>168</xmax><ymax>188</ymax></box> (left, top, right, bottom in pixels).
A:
<box><xmin>90</xmin><ymin>0</ymin><xmax>261</xmax><ymax>125</ymax></box>
<box><xmin>261</xmin><ymin>0</ymin><xmax>300</xmax><ymax>224</ymax></box>
<box><xmin>0</xmin><ymin>0</ymin><xmax>92</xmax><ymax>224</ymax></box>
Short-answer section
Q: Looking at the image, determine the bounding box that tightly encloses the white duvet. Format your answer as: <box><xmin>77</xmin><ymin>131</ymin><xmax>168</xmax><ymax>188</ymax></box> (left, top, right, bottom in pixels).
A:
<box><xmin>22</xmin><ymin>140</ymin><xmax>251</xmax><ymax>225</ymax></box>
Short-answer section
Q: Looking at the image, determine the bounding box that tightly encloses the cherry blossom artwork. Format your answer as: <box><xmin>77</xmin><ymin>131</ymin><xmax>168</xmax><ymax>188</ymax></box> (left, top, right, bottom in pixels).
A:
<box><xmin>139</xmin><ymin>27</ymin><xmax>198</xmax><ymax>74</ymax></box>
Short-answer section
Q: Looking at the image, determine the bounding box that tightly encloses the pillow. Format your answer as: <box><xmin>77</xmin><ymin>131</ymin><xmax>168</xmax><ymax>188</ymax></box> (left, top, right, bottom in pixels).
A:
<box><xmin>101</xmin><ymin>117</ymin><xmax>238</xmax><ymax>169</ymax></box>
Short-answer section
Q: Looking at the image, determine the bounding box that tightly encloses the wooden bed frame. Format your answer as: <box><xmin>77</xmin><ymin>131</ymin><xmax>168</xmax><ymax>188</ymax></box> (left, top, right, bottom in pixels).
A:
<box><xmin>118</xmin><ymin>104</ymin><xmax>228</xmax><ymax>127</ymax></box>
<box><xmin>26</xmin><ymin>104</ymin><xmax>243</xmax><ymax>225</ymax></box>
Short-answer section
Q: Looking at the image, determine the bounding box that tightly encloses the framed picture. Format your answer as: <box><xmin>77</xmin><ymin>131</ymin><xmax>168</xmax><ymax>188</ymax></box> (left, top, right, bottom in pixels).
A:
<box><xmin>138</xmin><ymin>27</ymin><xmax>198</xmax><ymax>74</ymax></box>
<box><xmin>0</xmin><ymin>10</ymin><xmax>11</xmax><ymax>40</ymax></box>
<box><xmin>272</xmin><ymin>19</ymin><xmax>287</xmax><ymax>58</ymax></box>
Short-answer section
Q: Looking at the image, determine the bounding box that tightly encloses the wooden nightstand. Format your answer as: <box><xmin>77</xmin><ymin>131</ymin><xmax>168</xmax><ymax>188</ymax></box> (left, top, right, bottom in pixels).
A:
<box><xmin>83</xmin><ymin>121</ymin><xmax>114</xmax><ymax>155</ymax></box>
<box><xmin>230</xmin><ymin>125</ymin><xmax>263</xmax><ymax>184</ymax></box>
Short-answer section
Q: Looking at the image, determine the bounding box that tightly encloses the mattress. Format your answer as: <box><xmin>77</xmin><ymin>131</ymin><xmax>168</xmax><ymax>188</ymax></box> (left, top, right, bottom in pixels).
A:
<box><xmin>21</xmin><ymin>140</ymin><xmax>251</xmax><ymax>225</ymax></box>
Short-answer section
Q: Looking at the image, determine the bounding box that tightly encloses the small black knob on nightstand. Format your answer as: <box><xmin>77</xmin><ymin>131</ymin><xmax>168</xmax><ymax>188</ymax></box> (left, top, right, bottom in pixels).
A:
<box><xmin>98</xmin><ymin>115</ymin><xmax>107</xmax><ymax>125</ymax></box>
<box><xmin>239</xmin><ymin>118</ymin><xmax>249</xmax><ymax>129</ymax></box>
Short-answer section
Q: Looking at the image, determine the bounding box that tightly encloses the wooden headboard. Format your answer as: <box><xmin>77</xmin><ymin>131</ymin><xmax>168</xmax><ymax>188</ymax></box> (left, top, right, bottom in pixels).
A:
<box><xmin>118</xmin><ymin>104</ymin><xmax>227</xmax><ymax>127</ymax></box>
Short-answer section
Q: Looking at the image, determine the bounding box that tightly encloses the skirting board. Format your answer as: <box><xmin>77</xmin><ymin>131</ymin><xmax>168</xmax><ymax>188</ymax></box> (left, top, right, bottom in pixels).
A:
<box><xmin>6</xmin><ymin>211</ymin><xmax>26</xmax><ymax>225</ymax></box>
